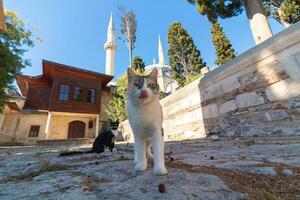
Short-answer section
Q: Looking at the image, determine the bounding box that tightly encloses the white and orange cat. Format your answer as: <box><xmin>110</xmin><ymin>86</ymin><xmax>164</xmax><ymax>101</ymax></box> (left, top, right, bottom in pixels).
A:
<box><xmin>126</xmin><ymin>68</ymin><xmax>167</xmax><ymax>175</ymax></box>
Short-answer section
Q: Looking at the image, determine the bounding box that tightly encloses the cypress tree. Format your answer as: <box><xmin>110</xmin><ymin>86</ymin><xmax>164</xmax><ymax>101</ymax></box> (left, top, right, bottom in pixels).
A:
<box><xmin>211</xmin><ymin>21</ymin><xmax>236</xmax><ymax>66</ymax></box>
<box><xmin>132</xmin><ymin>56</ymin><xmax>145</xmax><ymax>72</ymax></box>
<box><xmin>168</xmin><ymin>22</ymin><xmax>206</xmax><ymax>87</ymax></box>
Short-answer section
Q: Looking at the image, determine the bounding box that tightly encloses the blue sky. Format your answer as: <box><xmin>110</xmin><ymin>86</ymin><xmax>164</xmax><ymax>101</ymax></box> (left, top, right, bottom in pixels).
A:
<box><xmin>4</xmin><ymin>0</ymin><xmax>285</xmax><ymax>79</ymax></box>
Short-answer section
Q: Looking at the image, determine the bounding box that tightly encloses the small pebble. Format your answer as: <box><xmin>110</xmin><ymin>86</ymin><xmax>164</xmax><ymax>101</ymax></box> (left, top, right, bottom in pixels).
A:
<box><xmin>158</xmin><ymin>183</ymin><xmax>165</xmax><ymax>193</ymax></box>
<box><xmin>210</xmin><ymin>156</ymin><xmax>214</xmax><ymax>160</ymax></box>
<box><xmin>140</xmin><ymin>188</ymin><xmax>147</xmax><ymax>193</ymax></box>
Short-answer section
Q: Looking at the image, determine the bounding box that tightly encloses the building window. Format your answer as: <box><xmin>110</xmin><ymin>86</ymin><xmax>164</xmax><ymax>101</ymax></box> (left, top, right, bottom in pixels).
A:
<box><xmin>59</xmin><ymin>85</ymin><xmax>69</xmax><ymax>101</ymax></box>
<box><xmin>88</xmin><ymin>121</ymin><xmax>93</xmax><ymax>129</ymax></box>
<box><xmin>87</xmin><ymin>89</ymin><xmax>95</xmax><ymax>104</ymax></box>
<box><xmin>74</xmin><ymin>87</ymin><xmax>83</xmax><ymax>102</ymax></box>
<box><xmin>29</xmin><ymin>125</ymin><xmax>40</xmax><ymax>137</ymax></box>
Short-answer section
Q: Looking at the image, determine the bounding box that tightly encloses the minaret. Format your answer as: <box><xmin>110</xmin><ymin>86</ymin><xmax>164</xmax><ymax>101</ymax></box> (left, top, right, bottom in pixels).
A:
<box><xmin>158</xmin><ymin>35</ymin><xmax>165</xmax><ymax>65</ymax></box>
<box><xmin>104</xmin><ymin>13</ymin><xmax>117</xmax><ymax>76</ymax></box>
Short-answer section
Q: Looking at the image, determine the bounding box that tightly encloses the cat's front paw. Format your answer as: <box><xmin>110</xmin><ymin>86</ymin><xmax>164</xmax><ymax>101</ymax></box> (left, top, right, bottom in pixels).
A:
<box><xmin>153</xmin><ymin>166</ymin><xmax>168</xmax><ymax>175</ymax></box>
<box><xmin>134</xmin><ymin>162</ymin><xmax>147</xmax><ymax>172</ymax></box>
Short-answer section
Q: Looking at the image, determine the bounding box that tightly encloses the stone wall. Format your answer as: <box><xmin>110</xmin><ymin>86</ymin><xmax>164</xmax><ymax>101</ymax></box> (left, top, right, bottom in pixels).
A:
<box><xmin>120</xmin><ymin>22</ymin><xmax>300</xmax><ymax>141</ymax></box>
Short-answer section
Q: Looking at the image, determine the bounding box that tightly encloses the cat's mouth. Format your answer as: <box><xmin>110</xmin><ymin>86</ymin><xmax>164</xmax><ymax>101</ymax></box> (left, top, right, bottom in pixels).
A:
<box><xmin>139</xmin><ymin>91</ymin><xmax>148</xmax><ymax>99</ymax></box>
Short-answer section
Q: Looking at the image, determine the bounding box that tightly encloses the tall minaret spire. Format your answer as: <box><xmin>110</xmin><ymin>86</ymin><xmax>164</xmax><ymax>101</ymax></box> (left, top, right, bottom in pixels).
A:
<box><xmin>158</xmin><ymin>35</ymin><xmax>165</xmax><ymax>65</ymax></box>
<box><xmin>104</xmin><ymin>13</ymin><xmax>117</xmax><ymax>76</ymax></box>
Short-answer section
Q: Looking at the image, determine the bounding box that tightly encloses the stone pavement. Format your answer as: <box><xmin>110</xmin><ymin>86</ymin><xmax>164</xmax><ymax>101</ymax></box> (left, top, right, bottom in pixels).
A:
<box><xmin>0</xmin><ymin>137</ymin><xmax>300</xmax><ymax>200</ymax></box>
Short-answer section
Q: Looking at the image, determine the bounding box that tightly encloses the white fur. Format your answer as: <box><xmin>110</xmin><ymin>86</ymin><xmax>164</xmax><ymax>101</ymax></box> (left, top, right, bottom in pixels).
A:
<box><xmin>111</xmin><ymin>129</ymin><xmax>119</xmax><ymax>137</ymax></box>
<box><xmin>126</xmin><ymin>77</ymin><xmax>167</xmax><ymax>175</ymax></box>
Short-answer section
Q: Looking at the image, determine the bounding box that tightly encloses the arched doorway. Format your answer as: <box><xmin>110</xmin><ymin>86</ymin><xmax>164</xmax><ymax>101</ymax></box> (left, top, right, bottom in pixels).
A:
<box><xmin>68</xmin><ymin>121</ymin><xmax>85</xmax><ymax>138</ymax></box>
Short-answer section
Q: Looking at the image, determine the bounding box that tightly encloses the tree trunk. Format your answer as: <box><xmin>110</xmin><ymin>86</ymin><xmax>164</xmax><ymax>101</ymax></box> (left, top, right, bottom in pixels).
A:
<box><xmin>128</xmin><ymin>45</ymin><xmax>132</xmax><ymax>68</ymax></box>
<box><xmin>0</xmin><ymin>0</ymin><xmax>4</xmax><ymax>31</ymax></box>
<box><xmin>243</xmin><ymin>0</ymin><xmax>273</xmax><ymax>44</ymax></box>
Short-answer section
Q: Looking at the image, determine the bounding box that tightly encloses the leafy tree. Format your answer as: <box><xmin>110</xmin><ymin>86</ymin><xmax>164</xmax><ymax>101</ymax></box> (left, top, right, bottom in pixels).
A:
<box><xmin>0</xmin><ymin>10</ymin><xmax>34</xmax><ymax>112</ymax></box>
<box><xmin>186</xmin><ymin>0</ymin><xmax>243</xmax><ymax>22</ymax></box>
<box><xmin>186</xmin><ymin>0</ymin><xmax>273</xmax><ymax>44</ymax></box>
<box><xmin>211</xmin><ymin>21</ymin><xmax>236</xmax><ymax>66</ymax></box>
<box><xmin>105</xmin><ymin>74</ymin><xmax>128</xmax><ymax>122</ymax></box>
<box><xmin>264</xmin><ymin>0</ymin><xmax>300</xmax><ymax>26</ymax></box>
<box><xmin>120</xmin><ymin>9</ymin><xmax>137</xmax><ymax>68</ymax></box>
<box><xmin>168</xmin><ymin>22</ymin><xmax>206</xmax><ymax>87</ymax></box>
<box><xmin>132</xmin><ymin>56</ymin><xmax>145</xmax><ymax>72</ymax></box>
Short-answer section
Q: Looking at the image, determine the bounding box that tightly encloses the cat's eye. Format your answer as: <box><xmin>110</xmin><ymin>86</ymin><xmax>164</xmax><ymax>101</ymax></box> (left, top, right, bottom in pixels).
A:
<box><xmin>132</xmin><ymin>83</ymin><xmax>139</xmax><ymax>88</ymax></box>
<box><xmin>147</xmin><ymin>83</ymin><xmax>155</xmax><ymax>88</ymax></box>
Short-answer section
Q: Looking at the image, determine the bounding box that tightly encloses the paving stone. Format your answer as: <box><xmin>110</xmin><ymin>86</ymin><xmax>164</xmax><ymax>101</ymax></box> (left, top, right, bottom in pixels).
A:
<box><xmin>1</xmin><ymin>137</ymin><xmax>300</xmax><ymax>200</ymax></box>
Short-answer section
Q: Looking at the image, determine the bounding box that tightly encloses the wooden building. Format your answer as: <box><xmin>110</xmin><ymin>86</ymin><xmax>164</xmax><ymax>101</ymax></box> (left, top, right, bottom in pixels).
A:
<box><xmin>0</xmin><ymin>0</ymin><xmax>4</xmax><ymax>31</ymax></box>
<box><xmin>0</xmin><ymin>60</ymin><xmax>114</xmax><ymax>145</ymax></box>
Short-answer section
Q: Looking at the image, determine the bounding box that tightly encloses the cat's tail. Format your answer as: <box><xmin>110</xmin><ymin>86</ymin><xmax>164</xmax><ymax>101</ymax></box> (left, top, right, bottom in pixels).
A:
<box><xmin>59</xmin><ymin>150</ymin><xmax>93</xmax><ymax>157</ymax></box>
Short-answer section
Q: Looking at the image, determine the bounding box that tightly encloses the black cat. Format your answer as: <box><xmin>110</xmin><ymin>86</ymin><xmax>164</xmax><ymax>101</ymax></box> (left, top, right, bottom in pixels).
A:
<box><xmin>60</xmin><ymin>120</ymin><xmax>120</xmax><ymax>156</ymax></box>
<box><xmin>91</xmin><ymin>121</ymin><xmax>119</xmax><ymax>153</ymax></box>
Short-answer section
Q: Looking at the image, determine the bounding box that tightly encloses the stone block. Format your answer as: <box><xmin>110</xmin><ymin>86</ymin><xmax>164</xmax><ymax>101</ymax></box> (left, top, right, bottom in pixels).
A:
<box><xmin>262</xmin><ymin>110</ymin><xmax>289</xmax><ymax>122</ymax></box>
<box><xmin>218</xmin><ymin>118</ymin><xmax>230</xmax><ymax>130</ymax></box>
<box><xmin>236</xmin><ymin>92</ymin><xmax>264</xmax><ymax>109</ymax></box>
<box><xmin>202</xmin><ymin>104</ymin><xmax>219</xmax><ymax>119</ymax></box>
<box><xmin>238</xmin><ymin>71</ymin><xmax>258</xmax><ymax>88</ymax></box>
<box><xmin>219</xmin><ymin>100</ymin><xmax>238</xmax><ymax>114</ymax></box>
<box><xmin>265</xmin><ymin>80</ymin><xmax>300</xmax><ymax>102</ymax></box>
<box><xmin>288</xmin><ymin>98</ymin><xmax>300</xmax><ymax>109</ymax></box>
<box><xmin>287</xmin><ymin>108</ymin><xmax>300</xmax><ymax>115</ymax></box>
<box><xmin>271</xmin><ymin>102</ymin><xmax>288</xmax><ymax>110</ymax></box>
<box><xmin>221</xmin><ymin>131</ymin><xmax>235</xmax><ymax>138</ymax></box>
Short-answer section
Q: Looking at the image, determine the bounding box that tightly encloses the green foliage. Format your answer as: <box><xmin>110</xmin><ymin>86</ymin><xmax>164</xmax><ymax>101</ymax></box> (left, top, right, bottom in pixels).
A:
<box><xmin>189</xmin><ymin>73</ymin><xmax>203</xmax><ymax>82</ymax></box>
<box><xmin>187</xmin><ymin>0</ymin><xmax>299</xmax><ymax>25</ymax></box>
<box><xmin>264</xmin><ymin>0</ymin><xmax>300</xmax><ymax>25</ymax></box>
<box><xmin>120</xmin><ymin>10</ymin><xmax>137</xmax><ymax>67</ymax></box>
<box><xmin>105</xmin><ymin>74</ymin><xmax>128</xmax><ymax>122</ymax></box>
<box><xmin>211</xmin><ymin>21</ymin><xmax>236</xmax><ymax>66</ymax></box>
<box><xmin>159</xmin><ymin>91</ymin><xmax>169</xmax><ymax>100</ymax></box>
<box><xmin>186</xmin><ymin>0</ymin><xmax>243</xmax><ymax>22</ymax></box>
<box><xmin>132</xmin><ymin>56</ymin><xmax>145</xmax><ymax>72</ymax></box>
<box><xmin>0</xmin><ymin>10</ymin><xmax>34</xmax><ymax>112</ymax></box>
<box><xmin>168</xmin><ymin>22</ymin><xmax>206</xmax><ymax>87</ymax></box>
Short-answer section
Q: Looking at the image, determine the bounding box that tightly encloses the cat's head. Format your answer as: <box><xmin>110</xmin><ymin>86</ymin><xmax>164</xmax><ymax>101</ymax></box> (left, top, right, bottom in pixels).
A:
<box><xmin>127</xmin><ymin>68</ymin><xmax>159</xmax><ymax>104</ymax></box>
<box><xmin>109</xmin><ymin>120</ymin><xmax>119</xmax><ymax>130</ymax></box>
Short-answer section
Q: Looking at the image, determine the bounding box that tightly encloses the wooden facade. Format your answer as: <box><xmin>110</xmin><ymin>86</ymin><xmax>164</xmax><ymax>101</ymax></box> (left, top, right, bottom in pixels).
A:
<box><xmin>16</xmin><ymin>60</ymin><xmax>113</xmax><ymax>114</ymax></box>
<box><xmin>0</xmin><ymin>0</ymin><xmax>4</xmax><ymax>31</ymax></box>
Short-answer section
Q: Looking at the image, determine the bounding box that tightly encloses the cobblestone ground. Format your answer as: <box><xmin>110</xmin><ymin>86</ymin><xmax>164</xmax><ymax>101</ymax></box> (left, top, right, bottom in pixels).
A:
<box><xmin>0</xmin><ymin>137</ymin><xmax>300</xmax><ymax>200</ymax></box>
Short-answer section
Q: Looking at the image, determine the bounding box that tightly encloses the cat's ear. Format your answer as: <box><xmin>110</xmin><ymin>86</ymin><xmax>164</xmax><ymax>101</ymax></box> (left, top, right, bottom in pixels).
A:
<box><xmin>149</xmin><ymin>68</ymin><xmax>158</xmax><ymax>81</ymax></box>
<box><xmin>127</xmin><ymin>68</ymin><xmax>135</xmax><ymax>81</ymax></box>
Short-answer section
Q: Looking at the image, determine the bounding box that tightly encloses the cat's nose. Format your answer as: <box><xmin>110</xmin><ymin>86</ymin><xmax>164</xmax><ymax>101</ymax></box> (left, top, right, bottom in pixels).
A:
<box><xmin>139</xmin><ymin>90</ymin><xmax>148</xmax><ymax>99</ymax></box>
